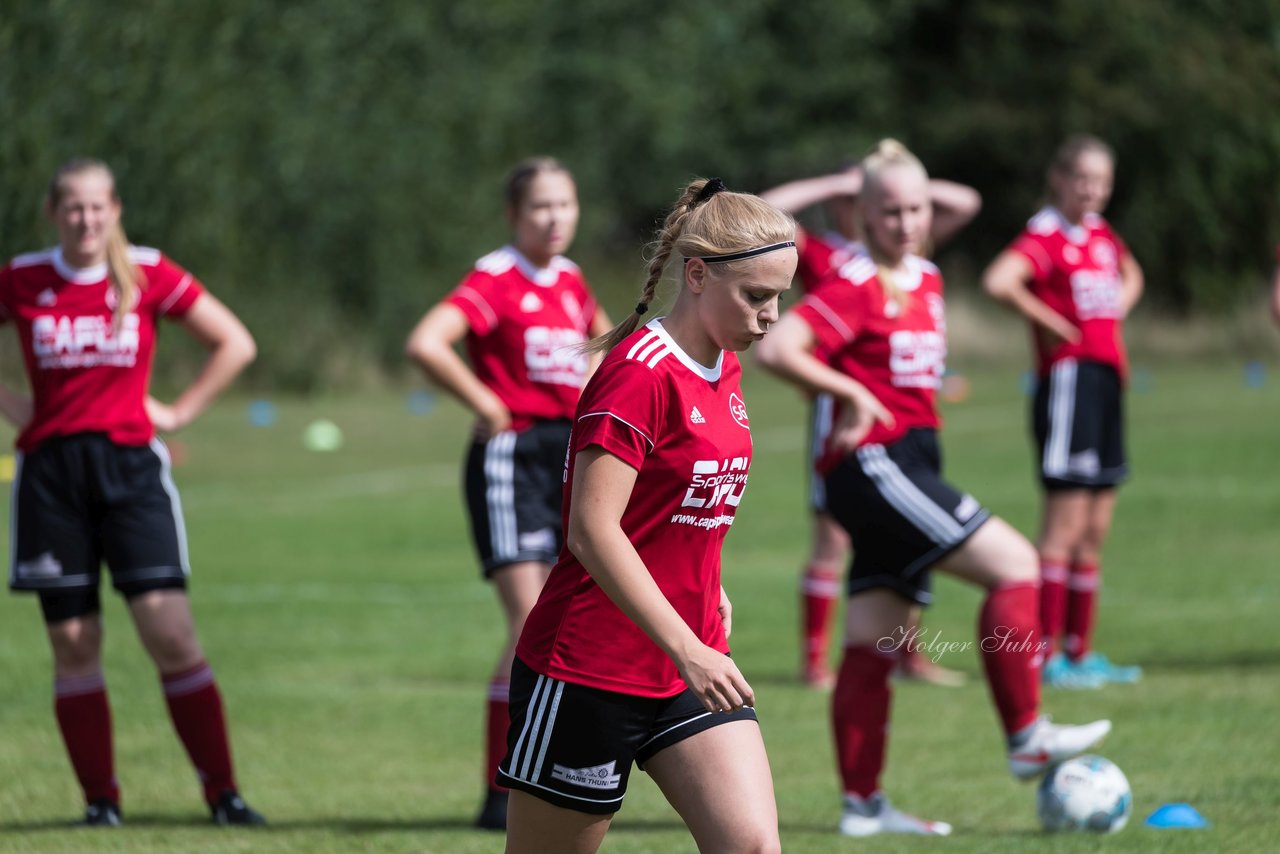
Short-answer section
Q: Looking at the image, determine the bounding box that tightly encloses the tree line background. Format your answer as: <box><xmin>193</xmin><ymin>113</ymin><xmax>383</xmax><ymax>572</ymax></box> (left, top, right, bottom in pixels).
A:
<box><xmin>3</xmin><ymin>0</ymin><xmax>1278</xmax><ymax>390</ymax></box>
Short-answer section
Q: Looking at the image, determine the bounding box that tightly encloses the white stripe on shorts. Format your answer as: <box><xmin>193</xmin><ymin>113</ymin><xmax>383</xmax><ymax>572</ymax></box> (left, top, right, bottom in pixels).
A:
<box><xmin>484</xmin><ymin>431</ymin><xmax>518</xmax><ymax>560</ymax></box>
<box><xmin>1044</xmin><ymin>359</ymin><xmax>1077</xmax><ymax>478</ymax></box>
<box><xmin>150</xmin><ymin>439</ymin><xmax>192</xmax><ymax>574</ymax></box>
<box><xmin>809</xmin><ymin>394</ymin><xmax>835</xmax><ymax>509</ymax></box>
<box><xmin>508</xmin><ymin>672</ymin><xmax>566</xmax><ymax>784</ymax></box>
<box><xmin>857</xmin><ymin>445</ymin><xmax>965</xmax><ymax>544</ymax></box>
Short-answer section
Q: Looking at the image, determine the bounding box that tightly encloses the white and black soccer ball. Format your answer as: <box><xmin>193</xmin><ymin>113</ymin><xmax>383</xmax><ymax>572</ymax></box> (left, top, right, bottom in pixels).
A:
<box><xmin>1037</xmin><ymin>755</ymin><xmax>1132</xmax><ymax>833</ymax></box>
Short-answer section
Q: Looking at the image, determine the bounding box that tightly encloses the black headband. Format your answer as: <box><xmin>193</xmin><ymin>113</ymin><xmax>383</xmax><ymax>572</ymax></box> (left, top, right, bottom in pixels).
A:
<box><xmin>684</xmin><ymin>241</ymin><xmax>796</xmax><ymax>265</ymax></box>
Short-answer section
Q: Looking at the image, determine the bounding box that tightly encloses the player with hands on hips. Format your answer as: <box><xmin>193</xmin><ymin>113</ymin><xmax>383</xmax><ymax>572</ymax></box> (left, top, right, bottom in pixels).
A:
<box><xmin>983</xmin><ymin>135</ymin><xmax>1144</xmax><ymax>689</ymax></box>
<box><xmin>405</xmin><ymin>157</ymin><xmax>610</xmax><ymax>830</ymax></box>
<box><xmin>760</xmin><ymin>160</ymin><xmax>980</xmax><ymax>689</ymax></box>
<box><xmin>500</xmin><ymin>178</ymin><xmax>795</xmax><ymax>854</ymax></box>
<box><xmin>757</xmin><ymin>140</ymin><xmax>1112</xmax><ymax>837</ymax></box>
<box><xmin>1</xmin><ymin>158</ymin><xmax>263</xmax><ymax>826</ymax></box>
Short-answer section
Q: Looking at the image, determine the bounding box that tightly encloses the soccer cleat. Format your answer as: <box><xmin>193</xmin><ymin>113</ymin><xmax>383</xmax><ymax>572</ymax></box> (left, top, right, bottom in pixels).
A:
<box><xmin>1008</xmin><ymin>715</ymin><xmax>1112</xmax><ymax>781</ymax></box>
<box><xmin>475</xmin><ymin>788</ymin><xmax>508</xmax><ymax>831</ymax></box>
<box><xmin>1042</xmin><ymin>652</ymin><xmax>1105</xmax><ymax>689</ymax></box>
<box><xmin>838</xmin><ymin>792</ymin><xmax>952</xmax><ymax>837</ymax></box>
<box><xmin>1074</xmin><ymin>651</ymin><xmax>1143</xmax><ymax>685</ymax></box>
<box><xmin>210</xmin><ymin>789</ymin><xmax>267</xmax><ymax>826</ymax></box>
<box><xmin>81</xmin><ymin>799</ymin><xmax>122</xmax><ymax>827</ymax></box>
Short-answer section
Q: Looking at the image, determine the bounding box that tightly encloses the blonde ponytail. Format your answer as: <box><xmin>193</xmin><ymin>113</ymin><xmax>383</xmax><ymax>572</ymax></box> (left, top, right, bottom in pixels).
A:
<box><xmin>105</xmin><ymin>222</ymin><xmax>140</xmax><ymax>330</ymax></box>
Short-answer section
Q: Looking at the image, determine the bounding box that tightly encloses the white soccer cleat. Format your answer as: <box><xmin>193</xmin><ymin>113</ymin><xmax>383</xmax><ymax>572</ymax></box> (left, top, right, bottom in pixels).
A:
<box><xmin>1008</xmin><ymin>715</ymin><xmax>1112</xmax><ymax>781</ymax></box>
<box><xmin>838</xmin><ymin>792</ymin><xmax>953</xmax><ymax>837</ymax></box>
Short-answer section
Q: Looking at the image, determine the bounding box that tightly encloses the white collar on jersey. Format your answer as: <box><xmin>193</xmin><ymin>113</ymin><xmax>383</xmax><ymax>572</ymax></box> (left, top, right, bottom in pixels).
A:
<box><xmin>506</xmin><ymin>245</ymin><xmax>566</xmax><ymax>288</ymax></box>
<box><xmin>52</xmin><ymin>247</ymin><xmax>108</xmax><ymax>285</ymax></box>
<box><xmin>646</xmin><ymin>318</ymin><xmax>723</xmax><ymax>381</ymax></box>
<box><xmin>1044</xmin><ymin>207</ymin><xmax>1097</xmax><ymax>246</ymax></box>
<box><xmin>851</xmin><ymin>247</ymin><xmax>924</xmax><ymax>292</ymax></box>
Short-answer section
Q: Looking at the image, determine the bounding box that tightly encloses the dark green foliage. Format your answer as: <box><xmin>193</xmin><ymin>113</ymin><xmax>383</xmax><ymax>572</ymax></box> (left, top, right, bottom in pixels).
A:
<box><xmin>2</xmin><ymin>1</ymin><xmax>1277</xmax><ymax>387</ymax></box>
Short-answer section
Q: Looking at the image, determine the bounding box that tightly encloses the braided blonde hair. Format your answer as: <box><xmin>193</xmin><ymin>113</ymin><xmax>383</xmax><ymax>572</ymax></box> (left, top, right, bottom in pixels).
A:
<box><xmin>586</xmin><ymin>178</ymin><xmax>795</xmax><ymax>354</ymax></box>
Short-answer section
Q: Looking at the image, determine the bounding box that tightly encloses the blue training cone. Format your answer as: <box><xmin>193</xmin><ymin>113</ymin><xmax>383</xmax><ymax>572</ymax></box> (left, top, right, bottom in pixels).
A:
<box><xmin>1244</xmin><ymin>361</ymin><xmax>1266</xmax><ymax>389</ymax></box>
<box><xmin>1145</xmin><ymin>803</ymin><xmax>1209</xmax><ymax>829</ymax></box>
<box><xmin>406</xmin><ymin>389</ymin><xmax>436</xmax><ymax>416</ymax></box>
<box><xmin>247</xmin><ymin>399</ymin><xmax>278</xmax><ymax>427</ymax></box>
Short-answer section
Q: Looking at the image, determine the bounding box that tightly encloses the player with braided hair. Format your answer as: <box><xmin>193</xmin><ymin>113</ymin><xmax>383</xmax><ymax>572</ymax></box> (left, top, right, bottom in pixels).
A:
<box><xmin>500</xmin><ymin>178</ymin><xmax>795</xmax><ymax>853</ymax></box>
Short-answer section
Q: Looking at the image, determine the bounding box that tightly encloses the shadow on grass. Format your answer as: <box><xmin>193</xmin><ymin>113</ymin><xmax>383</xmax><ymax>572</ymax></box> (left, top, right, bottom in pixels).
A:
<box><xmin>0</xmin><ymin>815</ymin><xmax>694</xmax><ymax>835</ymax></box>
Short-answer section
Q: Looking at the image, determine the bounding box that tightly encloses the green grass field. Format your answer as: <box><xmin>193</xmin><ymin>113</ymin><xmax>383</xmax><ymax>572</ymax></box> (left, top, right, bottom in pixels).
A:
<box><xmin>1</xmin><ymin>359</ymin><xmax>1278</xmax><ymax>852</ymax></box>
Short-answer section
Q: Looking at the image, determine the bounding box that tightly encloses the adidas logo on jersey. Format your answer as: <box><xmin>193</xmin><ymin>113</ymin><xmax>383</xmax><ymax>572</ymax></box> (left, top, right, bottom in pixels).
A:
<box><xmin>520</xmin><ymin>292</ymin><xmax>543</xmax><ymax>313</ymax></box>
<box><xmin>36</xmin><ymin>288</ymin><xmax>56</xmax><ymax>306</ymax></box>
<box><xmin>689</xmin><ymin>406</ymin><xmax>706</xmax><ymax>424</ymax></box>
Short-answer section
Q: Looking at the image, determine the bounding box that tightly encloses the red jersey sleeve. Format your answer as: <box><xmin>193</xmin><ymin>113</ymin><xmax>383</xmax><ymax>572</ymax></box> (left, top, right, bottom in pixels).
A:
<box><xmin>572</xmin><ymin>358</ymin><xmax>665</xmax><ymax>471</ymax></box>
<box><xmin>793</xmin><ymin>278</ymin><xmax>866</xmax><ymax>353</ymax></box>
<box><xmin>444</xmin><ymin>272</ymin><xmax>500</xmax><ymax>336</ymax></box>
<box><xmin>150</xmin><ymin>255</ymin><xmax>205</xmax><ymax>317</ymax></box>
<box><xmin>1009</xmin><ymin>232</ymin><xmax>1055</xmax><ymax>286</ymax></box>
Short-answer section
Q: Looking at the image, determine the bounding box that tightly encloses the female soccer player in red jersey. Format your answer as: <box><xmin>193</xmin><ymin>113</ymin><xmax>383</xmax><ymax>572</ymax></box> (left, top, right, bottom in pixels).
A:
<box><xmin>761</xmin><ymin>165</ymin><xmax>981</xmax><ymax>689</ymax></box>
<box><xmin>983</xmin><ymin>135</ymin><xmax>1145</xmax><ymax>688</ymax></box>
<box><xmin>405</xmin><ymin>158</ymin><xmax>610</xmax><ymax>830</ymax></box>
<box><xmin>499</xmin><ymin>178</ymin><xmax>794</xmax><ymax>854</ymax></box>
<box><xmin>757</xmin><ymin>140</ymin><xmax>1111</xmax><ymax>837</ymax></box>
<box><xmin>1</xmin><ymin>159</ymin><xmax>263</xmax><ymax>826</ymax></box>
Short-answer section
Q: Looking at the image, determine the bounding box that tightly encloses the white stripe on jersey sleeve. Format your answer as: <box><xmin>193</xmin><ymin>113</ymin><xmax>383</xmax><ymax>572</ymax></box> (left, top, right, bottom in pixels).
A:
<box><xmin>127</xmin><ymin>245</ymin><xmax>162</xmax><ymax>266</ymax></box>
<box><xmin>626</xmin><ymin>329</ymin><xmax>661</xmax><ymax>361</ymax></box>
<box><xmin>576</xmin><ymin>411</ymin><xmax>655</xmax><ymax>450</ymax></box>
<box><xmin>803</xmin><ymin>295</ymin><xmax>855</xmax><ymax>342</ymax></box>
<box><xmin>157</xmin><ymin>274</ymin><xmax>194</xmax><ymax>314</ymax></box>
<box><xmin>452</xmin><ymin>286</ymin><xmax>499</xmax><ymax>330</ymax></box>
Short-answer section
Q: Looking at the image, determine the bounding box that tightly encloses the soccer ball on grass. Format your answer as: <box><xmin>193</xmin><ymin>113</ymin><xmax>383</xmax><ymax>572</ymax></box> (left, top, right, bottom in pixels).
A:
<box><xmin>1037</xmin><ymin>755</ymin><xmax>1132</xmax><ymax>833</ymax></box>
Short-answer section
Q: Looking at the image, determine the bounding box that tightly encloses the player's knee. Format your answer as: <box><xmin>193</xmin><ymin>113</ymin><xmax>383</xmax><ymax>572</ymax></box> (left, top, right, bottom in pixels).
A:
<box><xmin>713</xmin><ymin>820</ymin><xmax>779</xmax><ymax>854</ymax></box>
<box><xmin>48</xmin><ymin>621</ymin><xmax>104</xmax><ymax>671</ymax></box>
<box><xmin>143</xmin><ymin>626</ymin><xmax>203</xmax><ymax>671</ymax></box>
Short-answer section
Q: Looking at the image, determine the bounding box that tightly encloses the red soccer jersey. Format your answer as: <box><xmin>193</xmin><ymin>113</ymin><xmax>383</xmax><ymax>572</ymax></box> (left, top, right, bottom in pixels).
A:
<box><xmin>796</xmin><ymin>227</ymin><xmax>860</xmax><ymax>292</ymax></box>
<box><xmin>444</xmin><ymin>246</ymin><xmax>598</xmax><ymax>430</ymax></box>
<box><xmin>516</xmin><ymin>319</ymin><xmax>754</xmax><ymax>698</ymax></box>
<box><xmin>794</xmin><ymin>249</ymin><xmax>946</xmax><ymax>473</ymax></box>
<box><xmin>1008</xmin><ymin>207</ymin><xmax>1130</xmax><ymax>377</ymax></box>
<box><xmin>0</xmin><ymin>246</ymin><xmax>205</xmax><ymax>452</ymax></box>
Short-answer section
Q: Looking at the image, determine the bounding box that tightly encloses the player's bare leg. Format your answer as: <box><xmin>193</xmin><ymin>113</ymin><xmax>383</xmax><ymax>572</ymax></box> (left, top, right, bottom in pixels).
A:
<box><xmin>647</xmin><ymin>720</ymin><xmax>781</xmax><ymax>853</ymax></box>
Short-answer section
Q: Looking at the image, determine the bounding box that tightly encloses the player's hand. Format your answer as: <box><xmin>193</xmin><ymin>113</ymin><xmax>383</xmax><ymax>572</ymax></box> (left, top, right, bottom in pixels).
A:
<box><xmin>1041</xmin><ymin>317</ymin><xmax>1082</xmax><ymax>348</ymax></box>
<box><xmin>831</xmin><ymin>387</ymin><xmax>894</xmax><ymax>453</ymax></box>
<box><xmin>718</xmin><ymin>585</ymin><xmax>733</xmax><ymax>638</ymax></box>
<box><xmin>833</xmin><ymin>165</ymin><xmax>865</xmax><ymax>198</ymax></box>
<box><xmin>473</xmin><ymin>398</ymin><xmax>513</xmax><ymax>440</ymax></box>
<box><xmin>677</xmin><ymin>643</ymin><xmax>755</xmax><ymax>714</ymax></box>
<box><xmin>145</xmin><ymin>396</ymin><xmax>185</xmax><ymax>432</ymax></box>
<box><xmin>0</xmin><ymin>386</ymin><xmax>33</xmax><ymax>431</ymax></box>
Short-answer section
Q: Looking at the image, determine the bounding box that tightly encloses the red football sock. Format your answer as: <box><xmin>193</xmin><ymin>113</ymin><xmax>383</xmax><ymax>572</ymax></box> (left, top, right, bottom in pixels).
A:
<box><xmin>831</xmin><ymin>645</ymin><xmax>895</xmax><ymax>798</ymax></box>
<box><xmin>1065</xmin><ymin>562</ymin><xmax>1099</xmax><ymax>662</ymax></box>
<box><xmin>54</xmin><ymin>672</ymin><xmax>119</xmax><ymax>805</ymax></box>
<box><xmin>801</xmin><ymin>566</ymin><xmax>841</xmax><ymax>679</ymax></box>
<box><xmin>486</xmin><ymin>681</ymin><xmax>510</xmax><ymax>791</ymax></box>
<box><xmin>1039</xmin><ymin>556</ymin><xmax>1069</xmax><ymax>653</ymax></box>
<box><xmin>161</xmin><ymin>661</ymin><xmax>236</xmax><ymax>804</ymax></box>
<box><xmin>979</xmin><ymin>582</ymin><xmax>1042</xmax><ymax>736</ymax></box>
